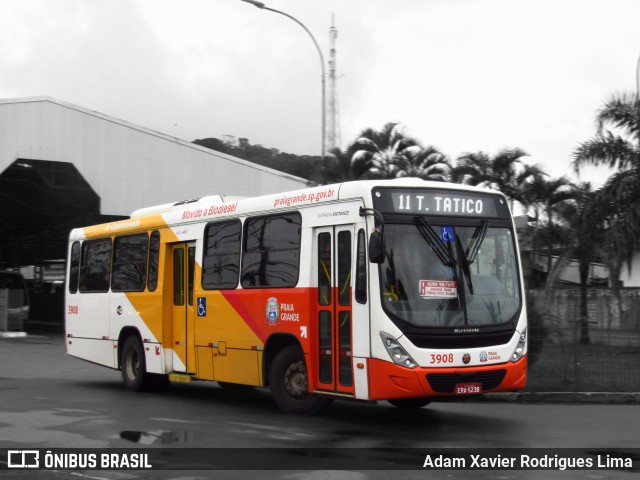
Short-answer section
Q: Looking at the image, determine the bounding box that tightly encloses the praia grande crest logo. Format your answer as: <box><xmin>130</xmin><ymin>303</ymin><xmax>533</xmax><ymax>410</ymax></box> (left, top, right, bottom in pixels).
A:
<box><xmin>266</xmin><ymin>297</ymin><xmax>280</xmax><ymax>326</ymax></box>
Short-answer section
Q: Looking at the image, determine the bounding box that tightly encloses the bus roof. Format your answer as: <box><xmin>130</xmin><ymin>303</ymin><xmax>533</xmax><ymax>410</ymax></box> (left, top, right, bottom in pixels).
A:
<box><xmin>69</xmin><ymin>179</ymin><xmax>507</xmax><ymax>240</ymax></box>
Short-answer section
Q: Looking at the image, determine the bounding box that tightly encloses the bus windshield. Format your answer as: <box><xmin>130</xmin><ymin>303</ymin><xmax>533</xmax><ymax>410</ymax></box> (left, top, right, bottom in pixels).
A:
<box><xmin>379</xmin><ymin>220</ymin><xmax>521</xmax><ymax>328</ymax></box>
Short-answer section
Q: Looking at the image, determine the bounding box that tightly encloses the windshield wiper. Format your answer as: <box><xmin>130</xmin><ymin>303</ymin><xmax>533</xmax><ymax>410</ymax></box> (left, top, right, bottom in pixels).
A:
<box><xmin>414</xmin><ymin>217</ymin><xmax>457</xmax><ymax>267</ymax></box>
<box><xmin>455</xmin><ymin>233</ymin><xmax>474</xmax><ymax>295</ymax></box>
<box><xmin>465</xmin><ymin>221</ymin><xmax>488</xmax><ymax>264</ymax></box>
<box><xmin>457</xmin><ymin>221</ymin><xmax>489</xmax><ymax>296</ymax></box>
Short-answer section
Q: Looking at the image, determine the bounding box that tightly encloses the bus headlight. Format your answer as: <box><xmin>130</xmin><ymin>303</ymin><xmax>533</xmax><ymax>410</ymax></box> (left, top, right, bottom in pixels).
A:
<box><xmin>380</xmin><ymin>332</ymin><xmax>417</xmax><ymax>368</ymax></box>
<box><xmin>510</xmin><ymin>328</ymin><xmax>527</xmax><ymax>363</ymax></box>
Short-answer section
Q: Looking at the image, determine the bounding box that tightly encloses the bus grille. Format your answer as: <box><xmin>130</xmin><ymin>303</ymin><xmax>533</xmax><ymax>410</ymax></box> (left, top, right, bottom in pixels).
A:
<box><xmin>426</xmin><ymin>369</ymin><xmax>507</xmax><ymax>393</ymax></box>
<box><xmin>406</xmin><ymin>330</ymin><xmax>514</xmax><ymax>349</ymax></box>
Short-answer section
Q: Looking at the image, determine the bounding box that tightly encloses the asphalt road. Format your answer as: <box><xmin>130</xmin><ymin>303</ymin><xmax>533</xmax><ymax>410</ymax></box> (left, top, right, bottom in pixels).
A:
<box><xmin>0</xmin><ymin>332</ymin><xmax>638</xmax><ymax>479</ymax></box>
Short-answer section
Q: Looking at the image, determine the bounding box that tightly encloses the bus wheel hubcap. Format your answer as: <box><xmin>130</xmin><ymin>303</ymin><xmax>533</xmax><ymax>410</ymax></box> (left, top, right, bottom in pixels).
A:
<box><xmin>284</xmin><ymin>360</ymin><xmax>308</xmax><ymax>398</ymax></box>
<box><xmin>127</xmin><ymin>351</ymin><xmax>138</xmax><ymax>379</ymax></box>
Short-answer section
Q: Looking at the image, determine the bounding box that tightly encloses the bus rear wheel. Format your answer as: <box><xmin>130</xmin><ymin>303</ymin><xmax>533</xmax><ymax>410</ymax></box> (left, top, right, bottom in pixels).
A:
<box><xmin>269</xmin><ymin>345</ymin><xmax>328</xmax><ymax>415</ymax></box>
<box><xmin>120</xmin><ymin>336</ymin><xmax>168</xmax><ymax>391</ymax></box>
<box><xmin>121</xmin><ymin>336</ymin><xmax>146</xmax><ymax>391</ymax></box>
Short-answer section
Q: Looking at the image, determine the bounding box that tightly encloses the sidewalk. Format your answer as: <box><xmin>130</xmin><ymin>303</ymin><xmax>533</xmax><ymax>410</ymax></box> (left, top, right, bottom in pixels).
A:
<box><xmin>481</xmin><ymin>391</ymin><xmax>640</xmax><ymax>404</ymax></box>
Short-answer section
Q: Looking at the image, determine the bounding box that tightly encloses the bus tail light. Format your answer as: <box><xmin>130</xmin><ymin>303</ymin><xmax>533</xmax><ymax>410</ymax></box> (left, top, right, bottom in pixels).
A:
<box><xmin>510</xmin><ymin>328</ymin><xmax>527</xmax><ymax>362</ymax></box>
<box><xmin>380</xmin><ymin>332</ymin><xmax>417</xmax><ymax>369</ymax></box>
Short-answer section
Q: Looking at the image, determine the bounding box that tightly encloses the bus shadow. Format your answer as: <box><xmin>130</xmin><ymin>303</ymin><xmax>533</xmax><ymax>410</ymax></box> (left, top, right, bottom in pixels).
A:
<box><xmin>74</xmin><ymin>377</ymin><xmax>519</xmax><ymax>446</ymax></box>
<box><xmin>76</xmin><ymin>378</ymin><xmax>281</xmax><ymax>413</ymax></box>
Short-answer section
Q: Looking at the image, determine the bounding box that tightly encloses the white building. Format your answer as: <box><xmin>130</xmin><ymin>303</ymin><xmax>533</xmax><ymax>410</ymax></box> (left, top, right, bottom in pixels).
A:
<box><xmin>618</xmin><ymin>253</ymin><xmax>640</xmax><ymax>287</ymax></box>
<box><xmin>0</xmin><ymin>96</ymin><xmax>308</xmax><ymax>266</ymax></box>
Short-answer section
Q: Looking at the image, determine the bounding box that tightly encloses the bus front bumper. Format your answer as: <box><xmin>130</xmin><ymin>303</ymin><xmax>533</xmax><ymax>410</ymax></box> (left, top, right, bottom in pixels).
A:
<box><xmin>367</xmin><ymin>356</ymin><xmax>527</xmax><ymax>401</ymax></box>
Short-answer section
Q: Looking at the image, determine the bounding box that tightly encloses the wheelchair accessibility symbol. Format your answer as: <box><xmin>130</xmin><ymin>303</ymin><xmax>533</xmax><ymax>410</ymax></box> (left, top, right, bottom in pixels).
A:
<box><xmin>440</xmin><ymin>226</ymin><xmax>454</xmax><ymax>242</ymax></box>
<box><xmin>197</xmin><ymin>297</ymin><xmax>207</xmax><ymax>317</ymax></box>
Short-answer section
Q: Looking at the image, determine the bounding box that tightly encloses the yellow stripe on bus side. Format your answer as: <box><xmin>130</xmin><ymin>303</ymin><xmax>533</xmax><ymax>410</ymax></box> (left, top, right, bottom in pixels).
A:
<box><xmin>81</xmin><ymin>214</ymin><xmax>173</xmax><ymax>239</ymax></box>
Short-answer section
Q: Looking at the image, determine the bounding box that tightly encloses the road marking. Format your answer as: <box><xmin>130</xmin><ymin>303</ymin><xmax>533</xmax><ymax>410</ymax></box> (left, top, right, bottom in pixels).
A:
<box><xmin>65</xmin><ymin>472</ymin><xmax>113</xmax><ymax>480</ymax></box>
<box><xmin>150</xmin><ymin>417</ymin><xmax>201</xmax><ymax>424</ymax></box>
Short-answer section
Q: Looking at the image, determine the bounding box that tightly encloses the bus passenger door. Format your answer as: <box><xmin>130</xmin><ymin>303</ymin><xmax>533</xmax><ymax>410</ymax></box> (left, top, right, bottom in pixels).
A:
<box><xmin>170</xmin><ymin>242</ymin><xmax>196</xmax><ymax>373</ymax></box>
<box><xmin>315</xmin><ymin>225</ymin><xmax>355</xmax><ymax>396</ymax></box>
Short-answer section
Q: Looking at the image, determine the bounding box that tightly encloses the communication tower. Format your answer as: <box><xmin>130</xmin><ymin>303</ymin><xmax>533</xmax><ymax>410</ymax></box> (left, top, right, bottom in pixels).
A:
<box><xmin>326</xmin><ymin>14</ymin><xmax>341</xmax><ymax>153</ymax></box>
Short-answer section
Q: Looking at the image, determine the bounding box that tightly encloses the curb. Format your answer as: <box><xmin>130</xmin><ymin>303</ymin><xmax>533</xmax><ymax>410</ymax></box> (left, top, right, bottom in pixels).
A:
<box><xmin>0</xmin><ymin>331</ymin><xmax>28</xmax><ymax>338</ymax></box>
<box><xmin>480</xmin><ymin>392</ymin><xmax>640</xmax><ymax>404</ymax></box>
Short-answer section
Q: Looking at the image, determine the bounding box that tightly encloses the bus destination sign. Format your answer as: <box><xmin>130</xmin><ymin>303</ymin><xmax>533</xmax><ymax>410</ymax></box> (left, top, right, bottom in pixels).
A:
<box><xmin>372</xmin><ymin>188</ymin><xmax>509</xmax><ymax>218</ymax></box>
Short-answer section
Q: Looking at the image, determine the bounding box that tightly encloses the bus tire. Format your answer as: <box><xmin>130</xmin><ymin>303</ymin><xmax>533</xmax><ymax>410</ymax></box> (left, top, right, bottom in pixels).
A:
<box><xmin>269</xmin><ymin>345</ymin><xmax>328</xmax><ymax>415</ymax></box>
<box><xmin>121</xmin><ymin>336</ymin><xmax>149</xmax><ymax>392</ymax></box>
<box><xmin>218</xmin><ymin>381</ymin><xmax>254</xmax><ymax>393</ymax></box>
<box><xmin>388</xmin><ymin>397</ymin><xmax>431</xmax><ymax>409</ymax></box>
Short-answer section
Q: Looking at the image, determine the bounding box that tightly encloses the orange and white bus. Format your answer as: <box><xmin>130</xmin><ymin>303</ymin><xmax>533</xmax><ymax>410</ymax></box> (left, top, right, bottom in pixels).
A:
<box><xmin>65</xmin><ymin>178</ymin><xmax>527</xmax><ymax>414</ymax></box>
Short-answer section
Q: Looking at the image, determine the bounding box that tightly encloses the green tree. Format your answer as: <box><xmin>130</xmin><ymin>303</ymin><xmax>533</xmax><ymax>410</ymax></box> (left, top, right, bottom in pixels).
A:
<box><xmin>547</xmin><ymin>183</ymin><xmax>602</xmax><ymax>344</ymax></box>
<box><xmin>520</xmin><ymin>171</ymin><xmax>575</xmax><ymax>286</ymax></box>
<box><xmin>316</xmin><ymin>143</ymin><xmax>371</xmax><ymax>184</ymax></box>
<box><xmin>193</xmin><ymin>137</ymin><xmax>231</xmax><ymax>154</ymax></box>
<box><xmin>527</xmin><ymin>175</ymin><xmax>575</xmax><ymax>275</ymax></box>
<box><xmin>193</xmin><ymin>136</ymin><xmax>323</xmax><ymax>181</ymax></box>
<box><xmin>573</xmin><ymin>91</ymin><xmax>640</xmax><ymax>281</ymax></box>
<box><xmin>450</xmin><ymin>150</ymin><xmax>492</xmax><ymax>185</ymax></box>
<box><xmin>394</xmin><ymin>146</ymin><xmax>451</xmax><ymax>181</ymax></box>
<box><xmin>451</xmin><ymin>148</ymin><xmax>537</xmax><ymax>209</ymax></box>
<box><xmin>351</xmin><ymin>122</ymin><xmax>421</xmax><ymax>179</ymax></box>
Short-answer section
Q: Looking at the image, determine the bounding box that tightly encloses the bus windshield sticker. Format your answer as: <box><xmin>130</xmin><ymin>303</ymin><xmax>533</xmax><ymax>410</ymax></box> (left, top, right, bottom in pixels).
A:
<box><xmin>419</xmin><ymin>280</ymin><xmax>458</xmax><ymax>299</ymax></box>
<box><xmin>440</xmin><ymin>226</ymin><xmax>454</xmax><ymax>242</ymax></box>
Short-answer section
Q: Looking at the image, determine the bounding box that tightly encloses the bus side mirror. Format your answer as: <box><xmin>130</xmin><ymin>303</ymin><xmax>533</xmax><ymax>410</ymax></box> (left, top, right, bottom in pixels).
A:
<box><xmin>368</xmin><ymin>230</ymin><xmax>385</xmax><ymax>263</ymax></box>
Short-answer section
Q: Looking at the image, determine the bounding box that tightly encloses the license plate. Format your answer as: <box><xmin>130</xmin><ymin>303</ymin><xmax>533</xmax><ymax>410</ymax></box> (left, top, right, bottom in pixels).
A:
<box><xmin>455</xmin><ymin>382</ymin><xmax>482</xmax><ymax>395</ymax></box>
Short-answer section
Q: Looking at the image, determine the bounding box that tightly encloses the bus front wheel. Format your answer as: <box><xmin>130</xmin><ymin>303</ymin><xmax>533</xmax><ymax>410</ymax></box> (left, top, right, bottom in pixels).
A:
<box><xmin>269</xmin><ymin>345</ymin><xmax>328</xmax><ymax>415</ymax></box>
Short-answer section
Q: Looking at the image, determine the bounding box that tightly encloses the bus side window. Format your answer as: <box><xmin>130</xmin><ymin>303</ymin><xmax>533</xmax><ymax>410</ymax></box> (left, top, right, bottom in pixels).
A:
<box><xmin>241</xmin><ymin>213</ymin><xmax>301</xmax><ymax>288</ymax></box>
<box><xmin>111</xmin><ymin>233</ymin><xmax>149</xmax><ymax>292</ymax></box>
<box><xmin>317</xmin><ymin>232</ymin><xmax>331</xmax><ymax>305</ymax></box>
<box><xmin>79</xmin><ymin>238</ymin><xmax>112</xmax><ymax>293</ymax></box>
<box><xmin>69</xmin><ymin>241</ymin><xmax>81</xmax><ymax>294</ymax></box>
<box><xmin>147</xmin><ymin>230</ymin><xmax>160</xmax><ymax>292</ymax></box>
<box><xmin>355</xmin><ymin>229</ymin><xmax>367</xmax><ymax>304</ymax></box>
<box><xmin>202</xmin><ymin>220</ymin><xmax>241</xmax><ymax>289</ymax></box>
<box><xmin>337</xmin><ymin>231</ymin><xmax>351</xmax><ymax>306</ymax></box>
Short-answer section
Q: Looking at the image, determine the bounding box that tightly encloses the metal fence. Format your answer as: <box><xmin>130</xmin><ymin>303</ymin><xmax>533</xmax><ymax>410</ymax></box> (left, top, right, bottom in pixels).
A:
<box><xmin>526</xmin><ymin>288</ymin><xmax>640</xmax><ymax>392</ymax></box>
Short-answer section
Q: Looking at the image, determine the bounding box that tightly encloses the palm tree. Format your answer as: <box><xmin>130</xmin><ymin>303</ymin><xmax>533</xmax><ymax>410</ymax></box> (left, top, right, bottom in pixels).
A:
<box><xmin>547</xmin><ymin>183</ymin><xmax>602</xmax><ymax>344</ymax></box>
<box><xmin>520</xmin><ymin>168</ymin><xmax>548</xmax><ymax>223</ymax></box>
<box><xmin>396</xmin><ymin>146</ymin><xmax>451</xmax><ymax>182</ymax></box>
<box><xmin>316</xmin><ymin>143</ymin><xmax>370</xmax><ymax>185</ymax></box>
<box><xmin>573</xmin><ymin>91</ymin><xmax>640</xmax><ymax>282</ymax></box>
<box><xmin>537</xmin><ymin>176</ymin><xmax>575</xmax><ymax>274</ymax></box>
<box><xmin>521</xmin><ymin>171</ymin><xmax>576</xmax><ymax>285</ymax></box>
<box><xmin>451</xmin><ymin>148</ymin><xmax>538</xmax><ymax>210</ymax></box>
<box><xmin>351</xmin><ymin>122</ymin><xmax>421</xmax><ymax>179</ymax></box>
<box><xmin>450</xmin><ymin>150</ymin><xmax>492</xmax><ymax>185</ymax></box>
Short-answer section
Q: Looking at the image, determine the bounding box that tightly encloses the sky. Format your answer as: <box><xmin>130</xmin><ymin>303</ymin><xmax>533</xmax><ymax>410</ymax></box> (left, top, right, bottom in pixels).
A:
<box><xmin>1</xmin><ymin>0</ymin><xmax>639</xmax><ymax>186</ymax></box>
